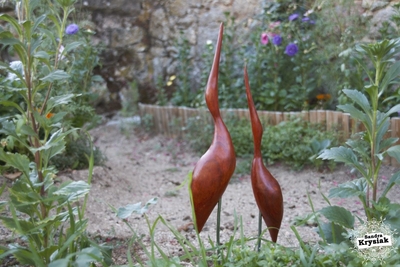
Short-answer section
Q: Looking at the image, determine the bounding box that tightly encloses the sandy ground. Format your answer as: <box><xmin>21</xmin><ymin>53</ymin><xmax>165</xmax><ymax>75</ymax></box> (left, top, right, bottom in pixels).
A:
<box><xmin>1</xmin><ymin>117</ymin><xmax>399</xmax><ymax>265</ymax></box>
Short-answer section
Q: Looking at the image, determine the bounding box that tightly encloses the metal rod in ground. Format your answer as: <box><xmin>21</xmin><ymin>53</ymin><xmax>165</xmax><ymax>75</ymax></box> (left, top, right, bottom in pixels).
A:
<box><xmin>257</xmin><ymin>211</ymin><xmax>262</xmax><ymax>251</ymax></box>
<box><xmin>217</xmin><ymin>198</ymin><xmax>222</xmax><ymax>261</ymax></box>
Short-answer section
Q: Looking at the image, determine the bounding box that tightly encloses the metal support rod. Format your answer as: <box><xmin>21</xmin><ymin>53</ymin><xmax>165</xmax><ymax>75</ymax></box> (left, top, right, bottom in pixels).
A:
<box><xmin>257</xmin><ymin>211</ymin><xmax>262</xmax><ymax>251</ymax></box>
<box><xmin>217</xmin><ymin>198</ymin><xmax>222</xmax><ymax>260</ymax></box>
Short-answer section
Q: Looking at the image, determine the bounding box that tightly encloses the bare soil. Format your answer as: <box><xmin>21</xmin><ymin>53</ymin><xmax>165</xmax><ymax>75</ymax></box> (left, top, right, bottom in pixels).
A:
<box><xmin>1</xmin><ymin>117</ymin><xmax>399</xmax><ymax>265</ymax></box>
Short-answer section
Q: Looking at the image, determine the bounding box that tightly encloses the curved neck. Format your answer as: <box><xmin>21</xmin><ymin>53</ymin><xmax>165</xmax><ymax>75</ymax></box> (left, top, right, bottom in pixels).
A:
<box><xmin>244</xmin><ymin>66</ymin><xmax>263</xmax><ymax>158</ymax></box>
<box><xmin>205</xmin><ymin>23</ymin><xmax>223</xmax><ymax>119</ymax></box>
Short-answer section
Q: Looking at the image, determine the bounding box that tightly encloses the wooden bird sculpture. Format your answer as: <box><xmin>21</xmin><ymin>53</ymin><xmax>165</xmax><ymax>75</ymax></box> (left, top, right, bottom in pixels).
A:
<box><xmin>244</xmin><ymin>66</ymin><xmax>283</xmax><ymax>243</ymax></box>
<box><xmin>191</xmin><ymin>23</ymin><xmax>236</xmax><ymax>233</ymax></box>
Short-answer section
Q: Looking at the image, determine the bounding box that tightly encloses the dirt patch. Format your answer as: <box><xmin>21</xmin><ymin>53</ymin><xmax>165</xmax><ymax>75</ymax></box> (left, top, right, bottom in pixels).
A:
<box><xmin>1</xmin><ymin>118</ymin><xmax>399</xmax><ymax>265</ymax></box>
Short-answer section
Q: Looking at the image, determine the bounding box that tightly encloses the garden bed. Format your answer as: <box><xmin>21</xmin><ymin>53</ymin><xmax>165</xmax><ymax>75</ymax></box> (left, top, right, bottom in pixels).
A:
<box><xmin>37</xmin><ymin>119</ymin><xmax>400</xmax><ymax>264</ymax></box>
<box><xmin>139</xmin><ymin>103</ymin><xmax>400</xmax><ymax>167</ymax></box>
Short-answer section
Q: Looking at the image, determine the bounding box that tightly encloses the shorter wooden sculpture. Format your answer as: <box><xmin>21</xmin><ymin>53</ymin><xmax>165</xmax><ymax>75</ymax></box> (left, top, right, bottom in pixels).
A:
<box><xmin>191</xmin><ymin>23</ymin><xmax>236</xmax><ymax>233</ymax></box>
<box><xmin>244</xmin><ymin>66</ymin><xmax>284</xmax><ymax>243</ymax></box>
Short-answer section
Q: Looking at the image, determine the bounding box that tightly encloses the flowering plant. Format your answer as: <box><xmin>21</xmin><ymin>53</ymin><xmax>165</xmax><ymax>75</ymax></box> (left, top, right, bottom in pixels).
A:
<box><xmin>0</xmin><ymin>0</ymin><xmax>109</xmax><ymax>265</ymax></box>
<box><xmin>243</xmin><ymin>1</ymin><xmax>319</xmax><ymax>111</ymax></box>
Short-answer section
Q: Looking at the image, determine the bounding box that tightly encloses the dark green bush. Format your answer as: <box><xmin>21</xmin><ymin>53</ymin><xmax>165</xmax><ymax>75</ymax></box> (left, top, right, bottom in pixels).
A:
<box><xmin>50</xmin><ymin>131</ymin><xmax>105</xmax><ymax>170</ymax></box>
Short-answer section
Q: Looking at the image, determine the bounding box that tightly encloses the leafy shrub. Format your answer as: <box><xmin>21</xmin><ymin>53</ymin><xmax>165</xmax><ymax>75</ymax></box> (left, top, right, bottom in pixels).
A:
<box><xmin>0</xmin><ymin>0</ymin><xmax>103</xmax><ymax>170</ymax></box>
<box><xmin>261</xmin><ymin>118</ymin><xmax>338</xmax><ymax>169</ymax></box>
<box><xmin>244</xmin><ymin>1</ymin><xmax>319</xmax><ymax>111</ymax></box>
<box><xmin>50</xmin><ymin>131</ymin><xmax>105</xmax><ymax>170</ymax></box>
<box><xmin>171</xmin><ymin>0</ymin><xmax>371</xmax><ymax>111</ymax></box>
<box><xmin>0</xmin><ymin>0</ymin><xmax>110</xmax><ymax>265</ymax></box>
<box><xmin>293</xmin><ymin>39</ymin><xmax>400</xmax><ymax>265</ymax></box>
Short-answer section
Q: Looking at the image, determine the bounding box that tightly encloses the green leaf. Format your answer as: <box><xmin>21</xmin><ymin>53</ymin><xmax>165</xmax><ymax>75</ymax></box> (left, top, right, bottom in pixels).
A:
<box><xmin>64</xmin><ymin>41</ymin><xmax>85</xmax><ymax>53</ymax></box>
<box><xmin>46</xmin><ymin>94</ymin><xmax>77</xmax><ymax>110</ymax></box>
<box><xmin>342</xmin><ymin>89</ymin><xmax>371</xmax><ymax>114</ymax></box>
<box><xmin>319</xmin><ymin>206</ymin><xmax>354</xmax><ymax>229</ymax></box>
<box><xmin>329</xmin><ymin>178</ymin><xmax>367</xmax><ymax>198</ymax></box>
<box><xmin>317</xmin><ymin>222</ymin><xmax>348</xmax><ymax>244</ymax></box>
<box><xmin>48</xmin><ymin>259</ymin><xmax>70</xmax><ymax>267</ymax></box>
<box><xmin>0</xmin><ymin>150</ymin><xmax>30</xmax><ymax>178</ymax></box>
<box><xmin>0</xmin><ymin>201</ymin><xmax>7</xmax><ymax>212</ymax></box>
<box><xmin>40</xmin><ymin>70</ymin><xmax>70</xmax><ymax>82</ymax></box>
<box><xmin>0</xmin><ymin>100</ymin><xmax>25</xmax><ymax>115</ymax></box>
<box><xmin>117</xmin><ymin>197</ymin><xmax>158</xmax><ymax>219</ymax></box>
<box><xmin>19</xmin><ymin>124</ymin><xmax>38</xmax><ymax>139</ymax></box>
<box><xmin>0</xmin><ymin>216</ymin><xmax>35</xmax><ymax>234</ymax></box>
<box><xmin>32</xmin><ymin>14</ymin><xmax>47</xmax><ymax>32</ymax></box>
<box><xmin>384</xmin><ymin>203</ymin><xmax>400</xmax><ymax>233</ymax></box>
<box><xmin>76</xmin><ymin>247</ymin><xmax>103</xmax><ymax>267</ymax></box>
<box><xmin>91</xmin><ymin>75</ymin><xmax>104</xmax><ymax>82</ymax></box>
<box><xmin>380</xmin><ymin>61</ymin><xmax>400</xmax><ymax>96</ymax></box>
<box><xmin>318</xmin><ymin>147</ymin><xmax>364</xmax><ymax>173</ymax></box>
<box><xmin>0</xmin><ymin>14</ymin><xmax>22</xmax><ymax>36</ymax></box>
<box><xmin>34</xmin><ymin>50</ymin><xmax>50</xmax><ymax>60</ymax></box>
<box><xmin>385</xmin><ymin>104</ymin><xmax>400</xmax><ymax>117</ymax></box>
<box><xmin>8</xmin><ymin>246</ymin><xmax>38</xmax><ymax>266</ymax></box>
<box><xmin>387</xmin><ymin>145</ymin><xmax>400</xmax><ymax>163</ymax></box>
<box><xmin>338</xmin><ymin>104</ymin><xmax>371</xmax><ymax>131</ymax></box>
<box><xmin>41</xmin><ymin>130</ymin><xmax>67</xmax><ymax>163</ymax></box>
<box><xmin>53</xmin><ymin>181</ymin><xmax>90</xmax><ymax>202</ymax></box>
<box><xmin>22</xmin><ymin>20</ymin><xmax>32</xmax><ymax>40</ymax></box>
<box><xmin>382</xmin><ymin>171</ymin><xmax>400</xmax><ymax>198</ymax></box>
<box><xmin>379</xmin><ymin>137</ymin><xmax>399</xmax><ymax>152</ymax></box>
<box><xmin>0</xmin><ymin>33</ymin><xmax>28</xmax><ymax>65</ymax></box>
<box><xmin>337</xmin><ymin>104</ymin><xmax>365</xmax><ymax>121</ymax></box>
<box><xmin>376</xmin><ymin>113</ymin><xmax>390</xmax><ymax>150</ymax></box>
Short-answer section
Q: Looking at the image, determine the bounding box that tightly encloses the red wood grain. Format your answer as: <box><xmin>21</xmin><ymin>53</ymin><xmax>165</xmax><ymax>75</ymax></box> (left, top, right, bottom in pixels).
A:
<box><xmin>244</xmin><ymin>66</ymin><xmax>284</xmax><ymax>243</ymax></box>
<box><xmin>191</xmin><ymin>23</ymin><xmax>236</xmax><ymax>232</ymax></box>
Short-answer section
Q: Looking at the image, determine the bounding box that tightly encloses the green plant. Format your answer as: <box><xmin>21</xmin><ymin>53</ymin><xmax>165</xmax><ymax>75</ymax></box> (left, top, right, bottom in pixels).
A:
<box><xmin>120</xmin><ymin>80</ymin><xmax>140</xmax><ymax>117</ymax></box>
<box><xmin>169</xmin><ymin>1</ymin><xmax>381</xmax><ymax>112</ymax></box>
<box><xmin>244</xmin><ymin>0</ymin><xmax>319</xmax><ymax>111</ymax></box>
<box><xmin>309</xmin><ymin>39</ymin><xmax>400</xmax><ymax>264</ymax></box>
<box><xmin>0</xmin><ymin>0</ymin><xmax>109</xmax><ymax>265</ymax></box>
<box><xmin>50</xmin><ymin>130</ymin><xmax>105</xmax><ymax>170</ymax></box>
<box><xmin>171</xmin><ymin>33</ymin><xmax>196</xmax><ymax>107</ymax></box>
<box><xmin>0</xmin><ymin>0</ymin><xmax>103</xmax><ymax>171</ymax></box>
<box><xmin>140</xmin><ymin>113</ymin><xmax>154</xmax><ymax>133</ymax></box>
<box><xmin>262</xmin><ymin>118</ymin><xmax>339</xmax><ymax>170</ymax></box>
<box><xmin>156</xmin><ymin>75</ymin><xmax>168</xmax><ymax>106</ymax></box>
<box><xmin>314</xmin><ymin>0</ymin><xmax>368</xmax><ymax>106</ymax></box>
<box><xmin>319</xmin><ymin>39</ymin><xmax>400</xmax><ymax>220</ymax></box>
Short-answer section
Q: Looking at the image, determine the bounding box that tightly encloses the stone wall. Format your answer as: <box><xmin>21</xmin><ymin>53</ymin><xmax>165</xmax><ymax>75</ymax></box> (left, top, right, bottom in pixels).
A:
<box><xmin>79</xmin><ymin>0</ymin><xmax>400</xmax><ymax>112</ymax></box>
<box><xmin>1</xmin><ymin>0</ymin><xmax>399</xmax><ymax>112</ymax></box>
<box><xmin>80</xmin><ymin>0</ymin><xmax>264</xmax><ymax>111</ymax></box>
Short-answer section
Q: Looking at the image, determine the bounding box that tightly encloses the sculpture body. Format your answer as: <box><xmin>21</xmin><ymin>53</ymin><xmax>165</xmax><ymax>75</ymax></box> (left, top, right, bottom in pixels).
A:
<box><xmin>244</xmin><ymin>67</ymin><xmax>284</xmax><ymax>242</ymax></box>
<box><xmin>191</xmin><ymin>24</ymin><xmax>236</xmax><ymax>232</ymax></box>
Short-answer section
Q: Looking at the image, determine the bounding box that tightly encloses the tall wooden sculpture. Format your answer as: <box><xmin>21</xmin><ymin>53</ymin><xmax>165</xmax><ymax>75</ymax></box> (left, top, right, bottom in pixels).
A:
<box><xmin>191</xmin><ymin>23</ymin><xmax>236</xmax><ymax>233</ymax></box>
<box><xmin>244</xmin><ymin>66</ymin><xmax>283</xmax><ymax>243</ymax></box>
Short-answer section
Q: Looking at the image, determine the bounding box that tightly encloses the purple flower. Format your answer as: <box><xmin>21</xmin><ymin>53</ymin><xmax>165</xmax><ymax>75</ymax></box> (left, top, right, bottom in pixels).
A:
<box><xmin>285</xmin><ymin>43</ymin><xmax>298</xmax><ymax>56</ymax></box>
<box><xmin>260</xmin><ymin>33</ymin><xmax>269</xmax><ymax>45</ymax></box>
<box><xmin>272</xmin><ymin>35</ymin><xmax>282</xmax><ymax>46</ymax></box>
<box><xmin>65</xmin><ymin>24</ymin><xmax>79</xmax><ymax>35</ymax></box>
<box><xmin>289</xmin><ymin>13</ymin><xmax>299</xmax><ymax>21</ymax></box>
<box><xmin>302</xmin><ymin>17</ymin><xmax>316</xmax><ymax>24</ymax></box>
